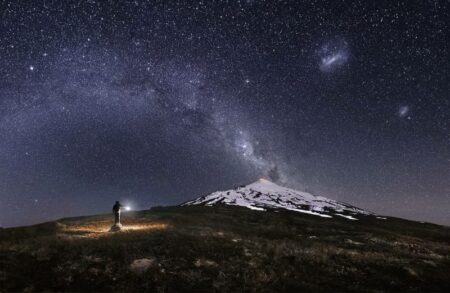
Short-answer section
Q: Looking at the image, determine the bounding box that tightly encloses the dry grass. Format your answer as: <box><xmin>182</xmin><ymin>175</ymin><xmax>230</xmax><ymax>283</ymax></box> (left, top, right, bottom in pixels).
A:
<box><xmin>1</xmin><ymin>205</ymin><xmax>449</xmax><ymax>292</ymax></box>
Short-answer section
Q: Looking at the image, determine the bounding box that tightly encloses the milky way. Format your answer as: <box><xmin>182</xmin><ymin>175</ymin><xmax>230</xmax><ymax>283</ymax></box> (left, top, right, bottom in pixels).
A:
<box><xmin>0</xmin><ymin>0</ymin><xmax>449</xmax><ymax>227</ymax></box>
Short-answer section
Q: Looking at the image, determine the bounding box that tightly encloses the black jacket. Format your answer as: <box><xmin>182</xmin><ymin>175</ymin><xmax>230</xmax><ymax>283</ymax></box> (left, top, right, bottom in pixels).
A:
<box><xmin>113</xmin><ymin>203</ymin><xmax>122</xmax><ymax>213</ymax></box>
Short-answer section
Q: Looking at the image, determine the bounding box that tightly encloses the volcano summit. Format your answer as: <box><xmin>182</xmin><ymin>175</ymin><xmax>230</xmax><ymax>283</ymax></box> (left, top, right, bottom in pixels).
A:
<box><xmin>184</xmin><ymin>179</ymin><xmax>371</xmax><ymax>220</ymax></box>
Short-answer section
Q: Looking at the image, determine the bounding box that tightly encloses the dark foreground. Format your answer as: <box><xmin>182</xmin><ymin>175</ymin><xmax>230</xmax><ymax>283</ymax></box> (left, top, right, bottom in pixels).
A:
<box><xmin>1</xmin><ymin>205</ymin><xmax>450</xmax><ymax>292</ymax></box>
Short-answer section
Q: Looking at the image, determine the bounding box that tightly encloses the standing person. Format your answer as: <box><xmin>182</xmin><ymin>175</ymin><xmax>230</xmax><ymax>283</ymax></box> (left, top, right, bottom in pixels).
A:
<box><xmin>112</xmin><ymin>201</ymin><xmax>123</xmax><ymax>225</ymax></box>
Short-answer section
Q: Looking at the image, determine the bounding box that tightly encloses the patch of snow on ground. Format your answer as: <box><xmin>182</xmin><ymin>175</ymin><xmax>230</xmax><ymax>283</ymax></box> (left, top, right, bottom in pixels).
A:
<box><xmin>335</xmin><ymin>214</ymin><xmax>358</xmax><ymax>220</ymax></box>
<box><xmin>285</xmin><ymin>207</ymin><xmax>333</xmax><ymax>218</ymax></box>
<box><xmin>246</xmin><ymin>205</ymin><xmax>266</xmax><ymax>211</ymax></box>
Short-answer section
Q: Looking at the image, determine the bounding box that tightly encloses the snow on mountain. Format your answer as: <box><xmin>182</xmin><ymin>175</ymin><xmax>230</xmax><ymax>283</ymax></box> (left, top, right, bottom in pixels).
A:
<box><xmin>184</xmin><ymin>178</ymin><xmax>372</xmax><ymax>220</ymax></box>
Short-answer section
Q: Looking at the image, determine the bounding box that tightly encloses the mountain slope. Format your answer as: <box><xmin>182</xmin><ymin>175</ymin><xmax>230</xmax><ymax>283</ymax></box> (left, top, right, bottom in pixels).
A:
<box><xmin>1</xmin><ymin>205</ymin><xmax>449</xmax><ymax>292</ymax></box>
<box><xmin>184</xmin><ymin>178</ymin><xmax>371</xmax><ymax>220</ymax></box>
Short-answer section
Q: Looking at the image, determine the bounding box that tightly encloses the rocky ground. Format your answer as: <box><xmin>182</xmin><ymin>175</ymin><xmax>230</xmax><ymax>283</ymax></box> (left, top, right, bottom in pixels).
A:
<box><xmin>1</xmin><ymin>205</ymin><xmax>450</xmax><ymax>292</ymax></box>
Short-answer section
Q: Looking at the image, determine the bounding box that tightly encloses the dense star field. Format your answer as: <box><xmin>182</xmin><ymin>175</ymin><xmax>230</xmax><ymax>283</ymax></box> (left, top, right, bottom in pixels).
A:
<box><xmin>0</xmin><ymin>0</ymin><xmax>448</xmax><ymax>227</ymax></box>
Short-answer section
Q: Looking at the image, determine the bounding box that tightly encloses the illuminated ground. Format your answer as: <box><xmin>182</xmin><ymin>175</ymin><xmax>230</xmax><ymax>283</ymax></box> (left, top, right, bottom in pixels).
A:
<box><xmin>60</xmin><ymin>215</ymin><xmax>169</xmax><ymax>238</ymax></box>
<box><xmin>1</xmin><ymin>205</ymin><xmax>450</xmax><ymax>292</ymax></box>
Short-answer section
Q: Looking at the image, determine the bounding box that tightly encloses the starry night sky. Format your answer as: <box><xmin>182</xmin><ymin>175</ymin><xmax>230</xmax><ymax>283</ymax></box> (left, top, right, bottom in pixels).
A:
<box><xmin>0</xmin><ymin>0</ymin><xmax>449</xmax><ymax>227</ymax></box>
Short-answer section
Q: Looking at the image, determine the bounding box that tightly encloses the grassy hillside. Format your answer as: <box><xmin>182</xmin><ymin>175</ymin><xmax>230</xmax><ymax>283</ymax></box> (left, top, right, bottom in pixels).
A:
<box><xmin>1</xmin><ymin>205</ymin><xmax>450</xmax><ymax>292</ymax></box>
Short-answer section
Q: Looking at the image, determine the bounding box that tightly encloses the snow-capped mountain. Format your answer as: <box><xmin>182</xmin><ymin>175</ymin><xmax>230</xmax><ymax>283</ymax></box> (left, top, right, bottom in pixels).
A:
<box><xmin>184</xmin><ymin>178</ymin><xmax>372</xmax><ymax>220</ymax></box>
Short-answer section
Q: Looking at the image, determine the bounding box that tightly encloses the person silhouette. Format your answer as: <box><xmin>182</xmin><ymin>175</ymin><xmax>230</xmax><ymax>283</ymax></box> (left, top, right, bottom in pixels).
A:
<box><xmin>112</xmin><ymin>201</ymin><xmax>123</xmax><ymax>225</ymax></box>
